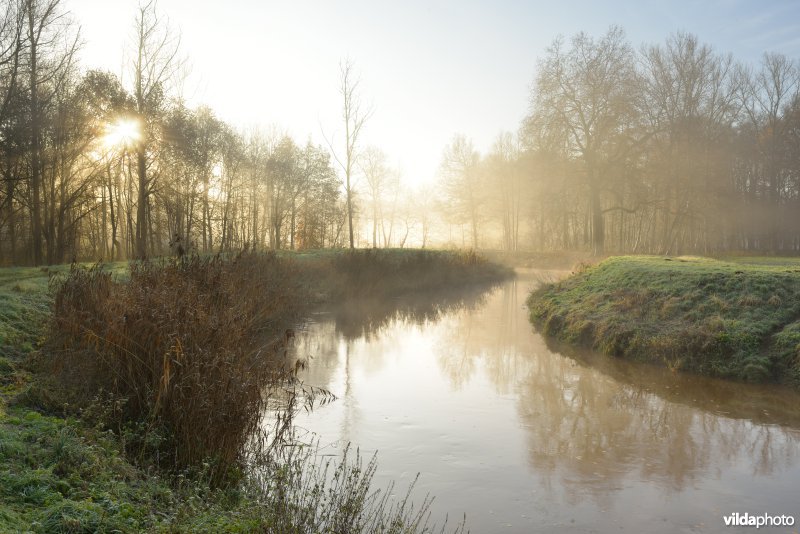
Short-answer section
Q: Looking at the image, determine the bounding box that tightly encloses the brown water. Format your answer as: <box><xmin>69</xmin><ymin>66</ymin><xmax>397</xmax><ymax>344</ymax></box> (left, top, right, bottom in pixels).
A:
<box><xmin>291</xmin><ymin>271</ymin><xmax>800</xmax><ymax>533</ymax></box>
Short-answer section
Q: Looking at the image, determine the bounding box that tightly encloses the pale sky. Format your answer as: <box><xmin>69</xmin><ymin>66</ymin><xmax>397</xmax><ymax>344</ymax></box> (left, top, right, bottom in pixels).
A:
<box><xmin>70</xmin><ymin>0</ymin><xmax>800</xmax><ymax>189</ymax></box>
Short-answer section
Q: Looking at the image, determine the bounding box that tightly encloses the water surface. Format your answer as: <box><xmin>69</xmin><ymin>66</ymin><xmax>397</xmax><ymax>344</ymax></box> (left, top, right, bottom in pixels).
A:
<box><xmin>292</xmin><ymin>271</ymin><xmax>800</xmax><ymax>533</ymax></box>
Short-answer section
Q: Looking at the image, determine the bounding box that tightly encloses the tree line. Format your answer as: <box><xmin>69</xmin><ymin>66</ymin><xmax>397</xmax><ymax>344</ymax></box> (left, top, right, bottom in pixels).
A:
<box><xmin>3</xmin><ymin>2</ymin><xmax>799</xmax><ymax>265</ymax></box>
<box><xmin>440</xmin><ymin>28</ymin><xmax>800</xmax><ymax>255</ymax></box>
<box><xmin>0</xmin><ymin>0</ymin><xmax>358</xmax><ymax>266</ymax></box>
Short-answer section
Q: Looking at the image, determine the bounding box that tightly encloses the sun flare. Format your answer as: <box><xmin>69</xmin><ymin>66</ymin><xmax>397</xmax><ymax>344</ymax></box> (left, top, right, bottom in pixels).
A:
<box><xmin>102</xmin><ymin>118</ymin><xmax>141</xmax><ymax>148</ymax></box>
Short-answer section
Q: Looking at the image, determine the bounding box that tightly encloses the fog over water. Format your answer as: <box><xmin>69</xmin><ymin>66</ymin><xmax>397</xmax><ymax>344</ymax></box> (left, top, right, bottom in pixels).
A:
<box><xmin>5</xmin><ymin>1</ymin><xmax>800</xmax><ymax>530</ymax></box>
<box><xmin>291</xmin><ymin>271</ymin><xmax>800</xmax><ymax>533</ymax></box>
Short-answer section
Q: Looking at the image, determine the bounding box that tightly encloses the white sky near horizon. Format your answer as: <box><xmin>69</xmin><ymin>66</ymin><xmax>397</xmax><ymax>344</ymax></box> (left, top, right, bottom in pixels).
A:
<box><xmin>70</xmin><ymin>0</ymin><xmax>800</xmax><ymax>191</ymax></box>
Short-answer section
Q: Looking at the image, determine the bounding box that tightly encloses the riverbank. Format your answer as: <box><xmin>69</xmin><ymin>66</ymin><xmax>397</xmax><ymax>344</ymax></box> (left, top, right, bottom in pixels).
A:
<box><xmin>527</xmin><ymin>255</ymin><xmax>800</xmax><ymax>387</ymax></box>
<box><xmin>1</xmin><ymin>249</ymin><xmax>508</xmax><ymax>532</ymax></box>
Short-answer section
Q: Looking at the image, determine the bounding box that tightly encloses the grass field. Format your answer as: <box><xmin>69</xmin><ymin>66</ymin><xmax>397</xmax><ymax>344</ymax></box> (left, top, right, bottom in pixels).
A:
<box><xmin>527</xmin><ymin>255</ymin><xmax>800</xmax><ymax>386</ymax></box>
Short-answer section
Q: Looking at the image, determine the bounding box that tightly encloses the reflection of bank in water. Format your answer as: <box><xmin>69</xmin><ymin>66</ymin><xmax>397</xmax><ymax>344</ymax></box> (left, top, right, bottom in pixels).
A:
<box><xmin>325</xmin><ymin>284</ymin><xmax>493</xmax><ymax>340</ymax></box>
<box><xmin>288</xmin><ymin>274</ymin><xmax>800</xmax><ymax>534</ymax></box>
<box><xmin>541</xmin><ymin>334</ymin><xmax>800</xmax><ymax>429</ymax></box>
<box><xmin>520</xmin><ymin>337</ymin><xmax>800</xmax><ymax>493</ymax></box>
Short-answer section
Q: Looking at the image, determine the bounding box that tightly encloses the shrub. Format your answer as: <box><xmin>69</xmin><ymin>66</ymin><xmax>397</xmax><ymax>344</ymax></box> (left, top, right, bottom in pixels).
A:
<box><xmin>46</xmin><ymin>252</ymin><xmax>307</xmax><ymax>485</ymax></box>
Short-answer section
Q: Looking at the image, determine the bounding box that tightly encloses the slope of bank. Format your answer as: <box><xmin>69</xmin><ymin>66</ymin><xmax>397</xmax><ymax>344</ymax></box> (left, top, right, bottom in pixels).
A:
<box><xmin>527</xmin><ymin>255</ymin><xmax>800</xmax><ymax>387</ymax></box>
<box><xmin>1</xmin><ymin>249</ymin><xmax>507</xmax><ymax>532</ymax></box>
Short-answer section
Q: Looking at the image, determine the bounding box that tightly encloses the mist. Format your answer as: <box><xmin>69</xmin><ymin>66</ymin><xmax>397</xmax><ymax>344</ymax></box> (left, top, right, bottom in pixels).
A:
<box><xmin>1</xmin><ymin>1</ymin><xmax>799</xmax><ymax>263</ymax></box>
<box><xmin>4</xmin><ymin>2</ymin><xmax>800</xmax><ymax>532</ymax></box>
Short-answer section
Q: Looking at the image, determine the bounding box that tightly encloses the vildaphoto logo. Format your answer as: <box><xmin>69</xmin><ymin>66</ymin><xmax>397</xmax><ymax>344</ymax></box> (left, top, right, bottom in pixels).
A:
<box><xmin>723</xmin><ymin>512</ymin><xmax>795</xmax><ymax>528</ymax></box>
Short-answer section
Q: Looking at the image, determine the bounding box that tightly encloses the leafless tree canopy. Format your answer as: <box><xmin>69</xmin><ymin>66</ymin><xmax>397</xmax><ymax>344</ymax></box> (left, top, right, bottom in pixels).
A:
<box><xmin>325</xmin><ymin>58</ymin><xmax>372</xmax><ymax>250</ymax></box>
<box><xmin>1</xmin><ymin>14</ymin><xmax>799</xmax><ymax>264</ymax></box>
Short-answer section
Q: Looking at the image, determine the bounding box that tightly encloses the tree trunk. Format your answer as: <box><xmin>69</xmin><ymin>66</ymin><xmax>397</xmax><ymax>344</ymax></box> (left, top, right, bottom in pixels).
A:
<box><xmin>590</xmin><ymin>179</ymin><xmax>604</xmax><ymax>256</ymax></box>
<box><xmin>28</xmin><ymin>6</ymin><xmax>43</xmax><ymax>265</ymax></box>
<box><xmin>346</xmin><ymin>175</ymin><xmax>354</xmax><ymax>249</ymax></box>
<box><xmin>135</xmin><ymin>145</ymin><xmax>147</xmax><ymax>259</ymax></box>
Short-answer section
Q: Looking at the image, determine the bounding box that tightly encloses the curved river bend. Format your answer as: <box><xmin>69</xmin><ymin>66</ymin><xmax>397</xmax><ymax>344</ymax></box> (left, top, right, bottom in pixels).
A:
<box><xmin>290</xmin><ymin>271</ymin><xmax>800</xmax><ymax>533</ymax></box>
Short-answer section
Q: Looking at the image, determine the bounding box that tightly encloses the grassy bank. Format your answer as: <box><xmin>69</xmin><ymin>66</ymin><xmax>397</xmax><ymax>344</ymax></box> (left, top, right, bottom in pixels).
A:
<box><xmin>1</xmin><ymin>249</ymin><xmax>509</xmax><ymax>532</ymax></box>
<box><xmin>527</xmin><ymin>255</ymin><xmax>800</xmax><ymax>387</ymax></box>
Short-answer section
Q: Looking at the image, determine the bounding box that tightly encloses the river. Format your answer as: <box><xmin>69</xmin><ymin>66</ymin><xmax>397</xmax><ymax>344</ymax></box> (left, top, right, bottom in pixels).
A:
<box><xmin>290</xmin><ymin>270</ymin><xmax>800</xmax><ymax>533</ymax></box>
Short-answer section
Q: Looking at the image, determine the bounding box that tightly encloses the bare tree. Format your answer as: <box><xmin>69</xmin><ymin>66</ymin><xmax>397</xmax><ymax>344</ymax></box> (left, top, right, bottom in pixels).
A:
<box><xmin>0</xmin><ymin>0</ymin><xmax>22</xmax><ymax>122</ymax></box>
<box><xmin>741</xmin><ymin>53</ymin><xmax>799</xmax><ymax>250</ymax></box>
<box><xmin>439</xmin><ymin>135</ymin><xmax>483</xmax><ymax>249</ymax></box>
<box><xmin>0</xmin><ymin>0</ymin><xmax>24</xmax><ymax>264</ymax></box>
<box><xmin>78</xmin><ymin>71</ymin><xmax>131</xmax><ymax>261</ymax></box>
<box><xmin>642</xmin><ymin>32</ymin><xmax>741</xmax><ymax>254</ymax></box>
<box><xmin>193</xmin><ymin>106</ymin><xmax>226</xmax><ymax>252</ymax></box>
<box><xmin>327</xmin><ymin>59</ymin><xmax>371</xmax><ymax>250</ymax></box>
<box><xmin>381</xmin><ymin>168</ymin><xmax>401</xmax><ymax>247</ymax></box>
<box><xmin>526</xmin><ymin>26</ymin><xmax>642</xmax><ymax>255</ymax></box>
<box><xmin>130</xmin><ymin>0</ymin><xmax>183</xmax><ymax>259</ymax></box>
<box><xmin>24</xmin><ymin>0</ymin><xmax>80</xmax><ymax>264</ymax></box>
<box><xmin>415</xmin><ymin>183</ymin><xmax>435</xmax><ymax>248</ymax></box>
<box><xmin>486</xmin><ymin>132</ymin><xmax>523</xmax><ymax>252</ymax></box>
<box><xmin>359</xmin><ymin>146</ymin><xmax>388</xmax><ymax>248</ymax></box>
<box><xmin>265</xmin><ymin>136</ymin><xmax>298</xmax><ymax>249</ymax></box>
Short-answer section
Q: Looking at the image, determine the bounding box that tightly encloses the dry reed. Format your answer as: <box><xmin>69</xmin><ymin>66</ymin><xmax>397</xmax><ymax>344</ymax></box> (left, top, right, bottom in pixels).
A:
<box><xmin>47</xmin><ymin>251</ymin><xmax>308</xmax><ymax>484</ymax></box>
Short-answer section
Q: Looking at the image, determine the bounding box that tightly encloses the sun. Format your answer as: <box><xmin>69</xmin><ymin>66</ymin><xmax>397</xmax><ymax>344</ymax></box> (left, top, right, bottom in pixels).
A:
<box><xmin>102</xmin><ymin>118</ymin><xmax>141</xmax><ymax>148</ymax></box>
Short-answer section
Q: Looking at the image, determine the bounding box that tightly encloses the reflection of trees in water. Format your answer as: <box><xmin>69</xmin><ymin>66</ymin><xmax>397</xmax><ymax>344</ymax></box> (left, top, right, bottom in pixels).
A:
<box><xmin>545</xmin><ymin>335</ymin><xmax>800</xmax><ymax>430</ymax></box>
<box><xmin>293</xmin><ymin>283</ymin><xmax>494</xmax><ymax>386</ymax></box>
<box><xmin>518</xmin><ymin>352</ymin><xmax>800</xmax><ymax>501</ymax></box>
<box><xmin>432</xmin><ymin>276</ymin><xmax>800</xmax><ymax>497</ymax></box>
<box><xmin>328</xmin><ymin>284</ymin><xmax>493</xmax><ymax>341</ymax></box>
<box><xmin>292</xmin><ymin>320</ymin><xmax>341</xmax><ymax>391</ymax></box>
<box><xmin>292</xmin><ymin>282</ymin><xmax>497</xmax><ymax>444</ymax></box>
<box><xmin>436</xmin><ymin>278</ymin><xmax>537</xmax><ymax>392</ymax></box>
<box><xmin>295</xmin><ymin>275</ymin><xmax>800</xmax><ymax>501</ymax></box>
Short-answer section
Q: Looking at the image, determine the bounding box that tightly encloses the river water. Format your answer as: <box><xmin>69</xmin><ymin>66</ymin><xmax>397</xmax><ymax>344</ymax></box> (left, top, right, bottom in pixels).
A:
<box><xmin>291</xmin><ymin>271</ymin><xmax>800</xmax><ymax>533</ymax></box>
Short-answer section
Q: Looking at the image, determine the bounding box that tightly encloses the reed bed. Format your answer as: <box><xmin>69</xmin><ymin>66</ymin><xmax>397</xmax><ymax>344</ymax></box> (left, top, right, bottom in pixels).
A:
<box><xmin>46</xmin><ymin>251</ymin><xmax>307</xmax><ymax>485</ymax></box>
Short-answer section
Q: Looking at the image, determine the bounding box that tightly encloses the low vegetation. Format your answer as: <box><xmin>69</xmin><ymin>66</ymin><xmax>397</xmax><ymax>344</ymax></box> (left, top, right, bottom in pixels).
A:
<box><xmin>0</xmin><ymin>248</ymin><xmax>507</xmax><ymax>532</ymax></box>
<box><xmin>527</xmin><ymin>255</ymin><xmax>800</xmax><ymax>386</ymax></box>
<box><xmin>297</xmin><ymin>248</ymin><xmax>510</xmax><ymax>300</ymax></box>
<box><xmin>0</xmin><ymin>408</ymin><xmax>461</xmax><ymax>532</ymax></box>
<box><xmin>45</xmin><ymin>252</ymin><xmax>305</xmax><ymax>485</ymax></box>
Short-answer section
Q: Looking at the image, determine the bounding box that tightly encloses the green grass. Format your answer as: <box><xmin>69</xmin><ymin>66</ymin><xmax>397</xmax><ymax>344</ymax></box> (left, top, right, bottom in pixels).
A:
<box><xmin>0</xmin><ymin>404</ymin><xmax>449</xmax><ymax>533</ymax></box>
<box><xmin>0</xmin><ymin>267</ymin><xmax>56</xmax><ymax>360</ymax></box>
<box><xmin>0</xmin><ymin>263</ymin><xmax>127</xmax><ymax>361</ymax></box>
<box><xmin>527</xmin><ymin>255</ymin><xmax>800</xmax><ymax>386</ymax></box>
<box><xmin>0</xmin><ymin>408</ymin><xmax>168</xmax><ymax>532</ymax></box>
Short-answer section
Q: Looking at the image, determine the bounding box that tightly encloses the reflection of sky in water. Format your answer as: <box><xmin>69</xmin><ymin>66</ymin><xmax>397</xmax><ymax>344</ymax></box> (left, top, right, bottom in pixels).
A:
<box><xmin>290</xmin><ymin>273</ymin><xmax>800</xmax><ymax>533</ymax></box>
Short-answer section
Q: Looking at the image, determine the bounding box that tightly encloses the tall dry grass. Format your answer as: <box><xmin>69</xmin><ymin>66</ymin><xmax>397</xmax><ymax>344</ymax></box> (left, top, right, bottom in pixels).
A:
<box><xmin>248</xmin><ymin>442</ymin><xmax>466</xmax><ymax>534</ymax></box>
<box><xmin>46</xmin><ymin>251</ymin><xmax>309</xmax><ymax>484</ymax></box>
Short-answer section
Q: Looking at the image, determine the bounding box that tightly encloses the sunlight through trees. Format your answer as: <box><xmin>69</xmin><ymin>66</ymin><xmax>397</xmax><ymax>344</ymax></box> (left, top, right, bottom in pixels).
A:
<box><xmin>0</xmin><ymin>2</ymin><xmax>799</xmax><ymax>265</ymax></box>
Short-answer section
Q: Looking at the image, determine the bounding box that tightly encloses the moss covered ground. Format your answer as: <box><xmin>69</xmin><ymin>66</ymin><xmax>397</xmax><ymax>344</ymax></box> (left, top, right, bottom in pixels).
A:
<box><xmin>527</xmin><ymin>255</ymin><xmax>800</xmax><ymax>386</ymax></box>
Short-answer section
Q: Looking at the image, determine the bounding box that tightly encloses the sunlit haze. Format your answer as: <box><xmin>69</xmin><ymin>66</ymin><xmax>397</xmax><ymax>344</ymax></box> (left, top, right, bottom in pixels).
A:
<box><xmin>102</xmin><ymin>118</ymin><xmax>141</xmax><ymax>148</ymax></box>
<box><xmin>5</xmin><ymin>1</ymin><xmax>800</xmax><ymax>531</ymax></box>
<box><xmin>72</xmin><ymin>0</ymin><xmax>800</xmax><ymax>189</ymax></box>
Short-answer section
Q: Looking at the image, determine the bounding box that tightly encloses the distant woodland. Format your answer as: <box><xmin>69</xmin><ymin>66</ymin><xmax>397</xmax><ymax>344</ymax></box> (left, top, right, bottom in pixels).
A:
<box><xmin>1</xmin><ymin>1</ymin><xmax>799</xmax><ymax>265</ymax></box>
<box><xmin>451</xmin><ymin>28</ymin><xmax>800</xmax><ymax>255</ymax></box>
